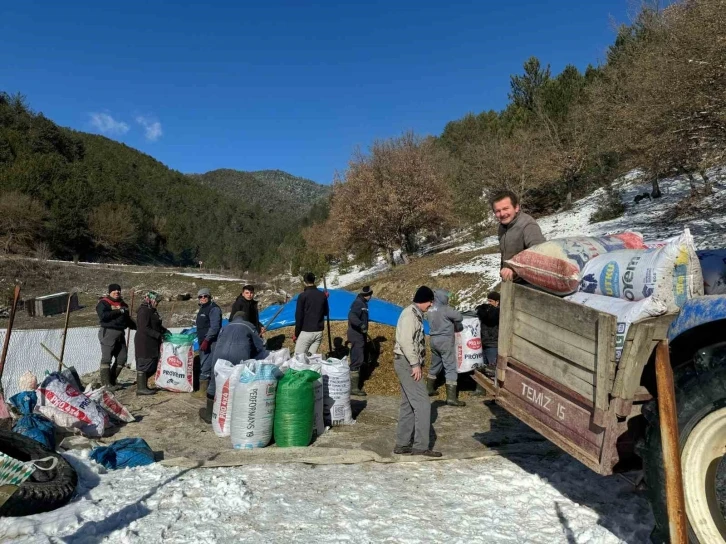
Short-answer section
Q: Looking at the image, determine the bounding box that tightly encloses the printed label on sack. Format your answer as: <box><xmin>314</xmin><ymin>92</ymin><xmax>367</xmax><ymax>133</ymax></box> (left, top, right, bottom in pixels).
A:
<box><xmin>167</xmin><ymin>355</ymin><xmax>183</xmax><ymax>368</ymax></box>
<box><xmin>466</xmin><ymin>338</ymin><xmax>482</xmax><ymax>350</ymax></box>
<box><xmin>40</xmin><ymin>389</ymin><xmax>92</xmax><ymax>424</ymax></box>
<box><xmin>218</xmin><ymin>379</ymin><xmax>230</xmax><ymax>431</ymax></box>
<box><xmin>65</xmin><ymin>384</ymin><xmax>80</xmax><ymax>397</ymax></box>
<box><xmin>599</xmin><ymin>261</ymin><xmax>620</xmax><ymax>298</ymax></box>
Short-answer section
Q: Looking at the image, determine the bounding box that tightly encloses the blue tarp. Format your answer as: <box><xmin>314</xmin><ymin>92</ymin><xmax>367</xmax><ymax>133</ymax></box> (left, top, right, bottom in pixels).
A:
<box><xmin>184</xmin><ymin>289</ymin><xmax>427</xmax><ymax>347</ymax></box>
<box><xmin>259</xmin><ymin>289</ymin><xmax>429</xmax><ymax>334</ymax></box>
<box><xmin>90</xmin><ymin>438</ymin><xmax>155</xmax><ymax>470</ymax></box>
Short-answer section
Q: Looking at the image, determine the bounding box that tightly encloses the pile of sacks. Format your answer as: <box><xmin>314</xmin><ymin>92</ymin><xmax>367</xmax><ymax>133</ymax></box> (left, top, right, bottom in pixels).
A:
<box><xmin>210</xmin><ymin>349</ymin><xmax>355</xmax><ymax>450</ymax></box>
<box><xmin>8</xmin><ymin>368</ymin><xmax>135</xmax><ymax>447</ymax></box>
<box><xmin>506</xmin><ymin>229</ymin><xmax>705</xmax><ymax>360</ymax></box>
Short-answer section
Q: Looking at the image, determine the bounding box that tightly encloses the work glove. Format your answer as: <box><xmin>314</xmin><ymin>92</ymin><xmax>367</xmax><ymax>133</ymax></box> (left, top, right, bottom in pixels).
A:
<box><xmin>200</xmin><ymin>339</ymin><xmax>210</xmax><ymax>353</ymax></box>
<box><xmin>324</xmin><ymin>291</ymin><xmax>329</xmax><ymax>298</ymax></box>
<box><xmin>292</xmin><ymin>334</ymin><xmax>297</xmax><ymax>343</ymax></box>
<box><xmin>360</xmin><ymin>325</ymin><xmax>368</xmax><ymax>335</ymax></box>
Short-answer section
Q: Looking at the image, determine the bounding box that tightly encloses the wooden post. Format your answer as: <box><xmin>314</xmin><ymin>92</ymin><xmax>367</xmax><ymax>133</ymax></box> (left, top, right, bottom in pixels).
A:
<box><xmin>0</xmin><ymin>285</ymin><xmax>22</xmax><ymax>417</ymax></box>
<box><xmin>322</xmin><ymin>276</ymin><xmax>333</xmax><ymax>356</ymax></box>
<box><xmin>654</xmin><ymin>340</ymin><xmax>688</xmax><ymax>544</ymax></box>
<box><xmin>126</xmin><ymin>289</ymin><xmax>135</xmax><ymax>347</ymax></box>
<box><xmin>58</xmin><ymin>292</ymin><xmax>73</xmax><ymax>372</ymax></box>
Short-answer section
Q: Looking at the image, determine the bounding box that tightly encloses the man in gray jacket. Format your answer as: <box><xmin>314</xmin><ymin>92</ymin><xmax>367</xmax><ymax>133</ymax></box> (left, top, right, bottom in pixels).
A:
<box><xmin>491</xmin><ymin>190</ymin><xmax>546</xmax><ymax>282</ymax></box>
<box><xmin>393</xmin><ymin>286</ymin><xmax>441</xmax><ymax>458</ymax></box>
<box><xmin>426</xmin><ymin>289</ymin><xmax>465</xmax><ymax>406</ymax></box>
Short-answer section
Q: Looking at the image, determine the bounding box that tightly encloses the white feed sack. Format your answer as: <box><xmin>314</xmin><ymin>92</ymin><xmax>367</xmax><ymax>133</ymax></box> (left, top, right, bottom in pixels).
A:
<box><xmin>578</xmin><ymin>229</ymin><xmax>703</xmax><ymax>312</ymax></box>
<box><xmin>321</xmin><ymin>357</ymin><xmax>354</xmax><ymax>426</ymax></box>
<box><xmin>566</xmin><ymin>292</ymin><xmax>668</xmax><ymax>361</ymax></box>
<box><xmin>211</xmin><ymin>360</ymin><xmax>246</xmax><ymax>438</ymax></box>
<box><xmin>456</xmin><ymin>317</ymin><xmax>484</xmax><ymax>373</ymax></box>
<box><xmin>155</xmin><ymin>337</ymin><xmax>195</xmax><ymax>393</ymax></box>
<box><xmin>230</xmin><ymin>362</ymin><xmax>281</xmax><ymax>449</ymax></box>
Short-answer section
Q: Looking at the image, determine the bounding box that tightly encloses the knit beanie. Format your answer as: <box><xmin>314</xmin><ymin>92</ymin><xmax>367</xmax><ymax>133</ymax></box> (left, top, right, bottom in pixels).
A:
<box><xmin>487</xmin><ymin>292</ymin><xmax>501</xmax><ymax>302</ymax></box>
<box><xmin>108</xmin><ymin>283</ymin><xmax>121</xmax><ymax>293</ymax></box>
<box><xmin>413</xmin><ymin>286</ymin><xmax>435</xmax><ymax>304</ymax></box>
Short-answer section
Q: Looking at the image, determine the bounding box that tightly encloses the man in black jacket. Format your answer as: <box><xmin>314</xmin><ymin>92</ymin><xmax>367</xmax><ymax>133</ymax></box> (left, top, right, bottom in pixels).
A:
<box><xmin>347</xmin><ymin>286</ymin><xmax>372</xmax><ymax>396</ymax></box>
<box><xmin>193</xmin><ymin>288</ymin><xmax>223</xmax><ymax>399</ymax></box>
<box><xmin>475</xmin><ymin>291</ymin><xmax>500</xmax><ymax>379</ymax></box>
<box><xmin>96</xmin><ymin>283</ymin><xmax>136</xmax><ymax>389</ymax></box>
<box><xmin>229</xmin><ymin>284</ymin><xmax>264</xmax><ymax>334</ymax></box>
<box><xmin>134</xmin><ymin>291</ymin><xmax>169</xmax><ymax>396</ymax></box>
<box><xmin>294</xmin><ymin>272</ymin><xmax>329</xmax><ymax>356</ymax></box>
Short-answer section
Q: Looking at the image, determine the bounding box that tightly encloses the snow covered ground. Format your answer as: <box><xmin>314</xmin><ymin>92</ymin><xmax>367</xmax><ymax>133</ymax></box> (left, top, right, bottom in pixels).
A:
<box><xmin>0</xmin><ymin>450</ymin><xmax>654</xmax><ymax>543</ymax></box>
<box><xmin>432</xmin><ymin>166</ymin><xmax>726</xmax><ymax>308</ymax></box>
<box><xmin>175</xmin><ymin>272</ymin><xmax>245</xmax><ymax>282</ymax></box>
<box><xmin>326</xmin><ymin>258</ymin><xmax>391</xmax><ymax>289</ymax></box>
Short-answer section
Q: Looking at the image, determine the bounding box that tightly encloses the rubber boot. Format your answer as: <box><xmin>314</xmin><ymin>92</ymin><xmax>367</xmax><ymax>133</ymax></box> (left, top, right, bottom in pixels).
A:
<box><xmin>99</xmin><ymin>365</ymin><xmax>120</xmax><ymax>391</ymax></box>
<box><xmin>192</xmin><ymin>379</ymin><xmax>209</xmax><ymax>399</ymax></box>
<box><xmin>471</xmin><ymin>383</ymin><xmax>486</xmax><ymax>397</ymax></box>
<box><xmin>426</xmin><ymin>377</ymin><xmax>437</xmax><ymax>397</ymax></box>
<box><xmin>112</xmin><ymin>364</ymin><xmax>125</xmax><ymax>387</ymax></box>
<box><xmin>350</xmin><ymin>371</ymin><xmax>367</xmax><ymax>397</ymax></box>
<box><xmin>136</xmin><ymin>371</ymin><xmax>157</xmax><ymax>396</ymax></box>
<box><xmin>445</xmin><ymin>384</ymin><xmax>466</xmax><ymax>407</ymax></box>
<box><xmin>199</xmin><ymin>396</ymin><xmax>213</xmax><ymax>424</ymax></box>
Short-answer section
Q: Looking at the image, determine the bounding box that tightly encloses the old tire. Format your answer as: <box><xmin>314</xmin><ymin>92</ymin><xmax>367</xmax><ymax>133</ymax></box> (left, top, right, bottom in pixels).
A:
<box><xmin>0</xmin><ymin>430</ymin><xmax>77</xmax><ymax>517</ymax></box>
<box><xmin>642</xmin><ymin>365</ymin><xmax>726</xmax><ymax>543</ymax></box>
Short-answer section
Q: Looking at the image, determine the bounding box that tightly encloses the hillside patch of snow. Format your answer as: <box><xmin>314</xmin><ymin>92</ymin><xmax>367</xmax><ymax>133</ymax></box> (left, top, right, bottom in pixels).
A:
<box><xmin>432</xmin><ymin>166</ymin><xmax>726</xmax><ymax>308</ymax></box>
<box><xmin>0</xmin><ymin>451</ymin><xmax>653</xmax><ymax>543</ymax></box>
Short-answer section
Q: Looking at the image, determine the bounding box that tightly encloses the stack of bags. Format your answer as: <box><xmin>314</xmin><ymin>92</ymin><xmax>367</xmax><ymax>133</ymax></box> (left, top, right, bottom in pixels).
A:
<box><xmin>506</xmin><ymin>229</ymin><xmax>704</xmax><ymax>360</ymax></box>
<box><xmin>210</xmin><ymin>350</ymin><xmax>355</xmax><ymax>449</ymax></box>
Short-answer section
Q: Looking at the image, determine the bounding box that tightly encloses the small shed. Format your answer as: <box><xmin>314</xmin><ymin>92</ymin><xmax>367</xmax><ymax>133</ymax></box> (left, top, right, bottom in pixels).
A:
<box><xmin>30</xmin><ymin>292</ymin><xmax>79</xmax><ymax>317</ymax></box>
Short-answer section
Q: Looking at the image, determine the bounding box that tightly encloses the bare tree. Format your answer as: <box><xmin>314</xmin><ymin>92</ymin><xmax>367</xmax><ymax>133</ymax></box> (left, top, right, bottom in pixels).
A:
<box><xmin>0</xmin><ymin>191</ymin><xmax>47</xmax><ymax>254</ymax></box>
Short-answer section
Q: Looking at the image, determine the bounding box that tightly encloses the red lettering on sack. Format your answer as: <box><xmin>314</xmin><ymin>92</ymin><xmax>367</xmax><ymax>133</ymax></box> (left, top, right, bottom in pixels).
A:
<box><xmin>41</xmin><ymin>389</ymin><xmax>92</xmax><ymax>424</ymax></box>
<box><xmin>218</xmin><ymin>379</ymin><xmax>230</xmax><ymax>429</ymax></box>
<box><xmin>466</xmin><ymin>338</ymin><xmax>482</xmax><ymax>350</ymax></box>
<box><xmin>186</xmin><ymin>347</ymin><xmax>194</xmax><ymax>386</ymax></box>
<box><xmin>167</xmin><ymin>355</ymin><xmax>183</xmax><ymax>368</ymax></box>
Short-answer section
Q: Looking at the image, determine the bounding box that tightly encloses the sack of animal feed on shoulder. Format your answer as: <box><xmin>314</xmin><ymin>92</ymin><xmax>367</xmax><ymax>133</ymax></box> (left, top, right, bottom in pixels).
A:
<box><xmin>212</xmin><ymin>359</ymin><xmax>246</xmax><ymax>437</ymax></box>
<box><xmin>8</xmin><ymin>391</ymin><xmax>55</xmax><ymax>450</ymax></box>
<box><xmin>696</xmin><ymin>249</ymin><xmax>726</xmax><ymax>295</ymax></box>
<box><xmin>84</xmin><ymin>384</ymin><xmax>135</xmax><ymax>423</ymax></box>
<box><xmin>456</xmin><ymin>315</ymin><xmax>484</xmax><ymax>373</ymax></box>
<box><xmin>289</xmin><ymin>354</ymin><xmax>325</xmax><ymax>437</ymax></box>
<box><xmin>274</xmin><ymin>369</ymin><xmax>321</xmax><ymax>447</ymax></box>
<box><xmin>578</xmin><ymin>229</ymin><xmax>703</xmax><ymax>312</ymax></box>
<box><xmin>37</xmin><ymin>372</ymin><xmax>108</xmax><ymax>437</ymax></box>
<box><xmin>506</xmin><ymin>232</ymin><xmax>646</xmax><ymax>296</ymax></box>
<box><xmin>154</xmin><ymin>333</ymin><xmax>195</xmax><ymax>393</ymax></box>
<box><xmin>230</xmin><ymin>362</ymin><xmax>282</xmax><ymax>449</ymax></box>
<box><xmin>566</xmin><ymin>292</ymin><xmax>668</xmax><ymax>361</ymax></box>
<box><xmin>321</xmin><ymin>357</ymin><xmax>354</xmax><ymax>426</ymax></box>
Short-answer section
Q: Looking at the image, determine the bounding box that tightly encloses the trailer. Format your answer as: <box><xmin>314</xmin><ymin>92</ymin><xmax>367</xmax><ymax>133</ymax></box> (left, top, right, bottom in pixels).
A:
<box><xmin>474</xmin><ymin>281</ymin><xmax>726</xmax><ymax>544</ymax></box>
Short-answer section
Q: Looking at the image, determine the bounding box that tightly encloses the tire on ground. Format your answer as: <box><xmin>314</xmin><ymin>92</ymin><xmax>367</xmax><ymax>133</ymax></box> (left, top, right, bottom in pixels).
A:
<box><xmin>0</xmin><ymin>429</ymin><xmax>78</xmax><ymax>517</ymax></box>
<box><xmin>642</xmin><ymin>364</ymin><xmax>726</xmax><ymax>543</ymax></box>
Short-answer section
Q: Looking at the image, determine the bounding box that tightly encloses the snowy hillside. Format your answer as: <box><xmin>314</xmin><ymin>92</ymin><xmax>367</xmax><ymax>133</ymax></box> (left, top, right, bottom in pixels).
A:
<box><xmin>0</xmin><ymin>449</ymin><xmax>654</xmax><ymax>543</ymax></box>
<box><xmin>432</xmin><ymin>166</ymin><xmax>726</xmax><ymax>309</ymax></box>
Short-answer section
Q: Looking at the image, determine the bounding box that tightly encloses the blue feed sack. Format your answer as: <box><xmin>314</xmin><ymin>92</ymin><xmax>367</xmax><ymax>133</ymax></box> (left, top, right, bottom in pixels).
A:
<box><xmin>90</xmin><ymin>437</ymin><xmax>155</xmax><ymax>469</ymax></box>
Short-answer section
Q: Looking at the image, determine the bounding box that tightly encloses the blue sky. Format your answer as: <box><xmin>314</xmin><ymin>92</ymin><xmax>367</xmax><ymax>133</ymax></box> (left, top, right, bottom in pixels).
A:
<box><xmin>1</xmin><ymin>1</ymin><xmax>633</xmax><ymax>184</ymax></box>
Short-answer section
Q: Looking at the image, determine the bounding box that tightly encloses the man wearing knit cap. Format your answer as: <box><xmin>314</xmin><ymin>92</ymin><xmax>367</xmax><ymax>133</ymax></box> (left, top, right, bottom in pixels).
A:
<box><xmin>193</xmin><ymin>287</ymin><xmax>222</xmax><ymax>399</ymax></box>
<box><xmin>392</xmin><ymin>285</ymin><xmax>441</xmax><ymax>458</ymax></box>
<box><xmin>347</xmin><ymin>285</ymin><xmax>373</xmax><ymax>396</ymax></box>
<box><xmin>96</xmin><ymin>283</ymin><xmax>137</xmax><ymax>389</ymax></box>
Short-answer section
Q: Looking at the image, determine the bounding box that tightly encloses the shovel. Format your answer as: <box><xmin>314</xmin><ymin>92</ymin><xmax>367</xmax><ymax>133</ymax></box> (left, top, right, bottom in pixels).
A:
<box><xmin>0</xmin><ymin>285</ymin><xmax>22</xmax><ymax>419</ymax></box>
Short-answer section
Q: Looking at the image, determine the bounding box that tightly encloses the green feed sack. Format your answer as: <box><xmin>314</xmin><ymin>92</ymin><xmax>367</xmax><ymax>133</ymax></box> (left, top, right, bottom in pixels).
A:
<box><xmin>273</xmin><ymin>369</ymin><xmax>321</xmax><ymax>447</ymax></box>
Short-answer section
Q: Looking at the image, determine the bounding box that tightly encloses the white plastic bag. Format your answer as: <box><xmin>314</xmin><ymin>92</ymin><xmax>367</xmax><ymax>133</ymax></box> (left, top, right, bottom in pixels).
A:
<box><xmin>155</xmin><ymin>333</ymin><xmax>195</xmax><ymax>393</ymax></box>
<box><xmin>37</xmin><ymin>372</ymin><xmax>108</xmax><ymax>437</ymax></box>
<box><xmin>212</xmin><ymin>360</ymin><xmax>245</xmax><ymax>437</ymax></box>
<box><xmin>566</xmin><ymin>292</ymin><xmax>668</xmax><ymax>361</ymax></box>
<box><xmin>230</xmin><ymin>362</ymin><xmax>281</xmax><ymax>449</ymax></box>
<box><xmin>261</xmin><ymin>348</ymin><xmax>291</xmax><ymax>372</ymax></box>
<box><xmin>697</xmin><ymin>249</ymin><xmax>726</xmax><ymax>295</ymax></box>
<box><xmin>456</xmin><ymin>317</ymin><xmax>484</xmax><ymax>373</ymax></box>
<box><xmin>579</xmin><ymin>229</ymin><xmax>703</xmax><ymax>312</ymax></box>
<box><xmin>321</xmin><ymin>357</ymin><xmax>354</xmax><ymax>426</ymax></box>
<box><xmin>84</xmin><ymin>384</ymin><xmax>135</xmax><ymax>423</ymax></box>
<box><xmin>289</xmin><ymin>354</ymin><xmax>325</xmax><ymax>437</ymax></box>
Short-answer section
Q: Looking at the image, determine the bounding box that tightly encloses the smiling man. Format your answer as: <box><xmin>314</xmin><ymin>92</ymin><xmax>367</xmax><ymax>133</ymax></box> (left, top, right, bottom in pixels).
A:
<box><xmin>491</xmin><ymin>190</ymin><xmax>545</xmax><ymax>282</ymax></box>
